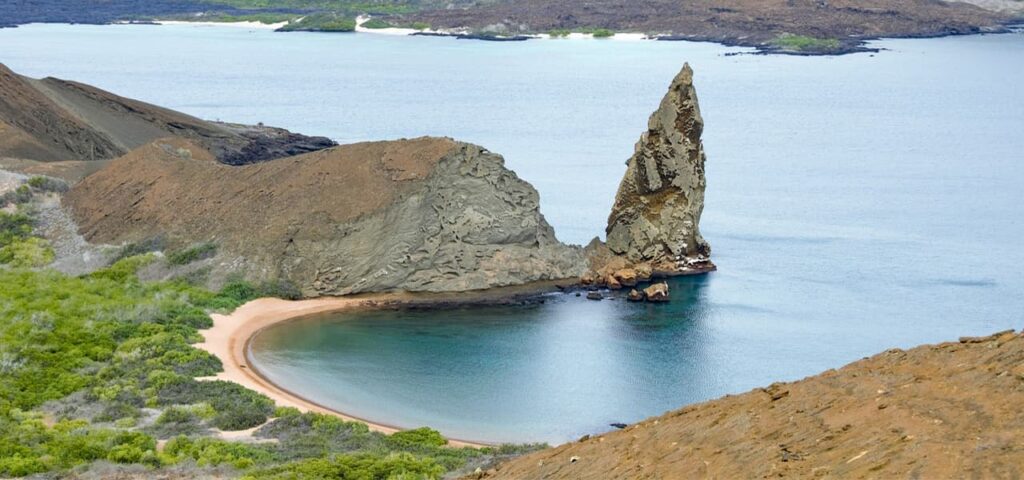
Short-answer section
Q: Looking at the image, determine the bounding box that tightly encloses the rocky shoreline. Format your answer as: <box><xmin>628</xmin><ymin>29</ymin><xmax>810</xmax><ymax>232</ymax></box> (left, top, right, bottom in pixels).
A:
<box><xmin>0</xmin><ymin>60</ymin><xmax>717</xmax><ymax>299</ymax></box>
<box><xmin>2</xmin><ymin>0</ymin><xmax>1020</xmax><ymax>55</ymax></box>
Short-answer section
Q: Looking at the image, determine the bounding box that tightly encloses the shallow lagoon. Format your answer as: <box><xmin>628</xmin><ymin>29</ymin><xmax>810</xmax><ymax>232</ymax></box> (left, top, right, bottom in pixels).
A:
<box><xmin>3</xmin><ymin>24</ymin><xmax>1022</xmax><ymax>444</ymax></box>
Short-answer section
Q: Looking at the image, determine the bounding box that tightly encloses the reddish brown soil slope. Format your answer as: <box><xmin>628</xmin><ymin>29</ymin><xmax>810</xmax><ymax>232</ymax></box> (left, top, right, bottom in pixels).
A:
<box><xmin>64</xmin><ymin>136</ymin><xmax>458</xmax><ymax>246</ymax></box>
<box><xmin>476</xmin><ymin>330</ymin><xmax>1024</xmax><ymax>479</ymax></box>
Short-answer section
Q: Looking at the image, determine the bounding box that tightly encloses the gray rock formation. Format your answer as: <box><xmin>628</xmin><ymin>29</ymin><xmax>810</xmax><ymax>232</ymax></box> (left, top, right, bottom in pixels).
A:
<box><xmin>65</xmin><ymin>137</ymin><xmax>585</xmax><ymax>296</ymax></box>
<box><xmin>602</xmin><ymin>63</ymin><xmax>713</xmax><ymax>275</ymax></box>
<box><xmin>305</xmin><ymin>141</ymin><xmax>586</xmax><ymax>295</ymax></box>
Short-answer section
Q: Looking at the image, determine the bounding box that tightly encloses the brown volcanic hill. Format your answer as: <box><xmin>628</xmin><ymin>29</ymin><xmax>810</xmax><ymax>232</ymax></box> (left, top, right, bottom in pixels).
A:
<box><xmin>404</xmin><ymin>0</ymin><xmax>1008</xmax><ymax>52</ymax></box>
<box><xmin>0</xmin><ymin>63</ymin><xmax>334</xmax><ymax>164</ymax></box>
<box><xmin>65</xmin><ymin>137</ymin><xmax>584</xmax><ymax>295</ymax></box>
<box><xmin>475</xmin><ymin>330</ymin><xmax>1024</xmax><ymax>479</ymax></box>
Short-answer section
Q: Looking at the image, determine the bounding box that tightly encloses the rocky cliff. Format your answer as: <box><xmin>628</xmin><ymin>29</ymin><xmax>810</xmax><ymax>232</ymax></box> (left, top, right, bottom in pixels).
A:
<box><xmin>473</xmin><ymin>330</ymin><xmax>1024</xmax><ymax>479</ymax></box>
<box><xmin>64</xmin><ymin>137</ymin><xmax>585</xmax><ymax>295</ymax></box>
<box><xmin>0</xmin><ymin>63</ymin><xmax>334</xmax><ymax>165</ymax></box>
<box><xmin>585</xmin><ymin>64</ymin><xmax>714</xmax><ymax>287</ymax></box>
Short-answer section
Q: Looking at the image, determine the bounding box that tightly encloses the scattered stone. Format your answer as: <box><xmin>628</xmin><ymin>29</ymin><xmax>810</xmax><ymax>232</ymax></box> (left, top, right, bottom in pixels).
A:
<box><xmin>610</xmin><ymin>423</ymin><xmax>628</xmax><ymax>429</ymax></box>
<box><xmin>626</xmin><ymin>289</ymin><xmax>644</xmax><ymax>302</ymax></box>
<box><xmin>643</xmin><ymin>282</ymin><xmax>670</xmax><ymax>302</ymax></box>
<box><xmin>586</xmin><ymin>291</ymin><xmax>603</xmax><ymax>301</ymax></box>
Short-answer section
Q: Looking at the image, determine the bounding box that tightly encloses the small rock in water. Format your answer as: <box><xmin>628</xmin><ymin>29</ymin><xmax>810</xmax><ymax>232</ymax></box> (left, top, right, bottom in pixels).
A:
<box><xmin>644</xmin><ymin>282</ymin><xmax>670</xmax><ymax>302</ymax></box>
<box><xmin>610</xmin><ymin>422</ymin><xmax>628</xmax><ymax>429</ymax></box>
<box><xmin>586</xmin><ymin>291</ymin><xmax>603</xmax><ymax>300</ymax></box>
<box><xmin>627</xmin><ymin>289</ymin><xmax>644</xmax><ymax>302</ymax></box>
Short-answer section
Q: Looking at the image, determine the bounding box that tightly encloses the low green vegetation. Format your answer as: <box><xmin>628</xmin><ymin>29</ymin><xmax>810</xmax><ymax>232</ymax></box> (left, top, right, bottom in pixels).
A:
<box><xmin>202</xmin><ymin>12</ymin><xmax>299</xmax><ymax>24</ymax></box>
<box><xmin>167</xmin><ymin>242</ymin><xmax>218</xmax><ymax>265</ymax></box>
<box><xmin>0</xmin><ymin>186</ymin><xmax>543</xmax><ymax>477</ymax></box>
<box><xmin>278</xmin><ymin>13</ymin><xmax>357</xmax><ymax>32</ymax></box>
<box><xmin>591</xmin><ymin>28</ymin><xmax>614</xmax><ymax>38</ymax></box>
<box><xmin>204</xmin><ymin>0</ymin><xmax>422</xmax><ymax>16</ymax></box>
<box><xmin>548</xmin><ymin>28</ymin><xmax>570</xmax><ymax>38</ymax></box>
<box><xmin>358</xmin><ymin>18</ymin><xmax>428</xmax><ymax>30</ymax></box>
<box><xmin>771</xmin><ymin>33</ymin><xmax>841</xmax><ymax>52</ymax></box>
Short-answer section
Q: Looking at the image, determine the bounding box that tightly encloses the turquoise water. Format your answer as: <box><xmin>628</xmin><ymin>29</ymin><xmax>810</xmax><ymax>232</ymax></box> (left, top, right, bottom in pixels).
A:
<box><xmin>2</xmin><ymin>24</ymin><xmax>1023</xmax><ymax>444</ymax></box>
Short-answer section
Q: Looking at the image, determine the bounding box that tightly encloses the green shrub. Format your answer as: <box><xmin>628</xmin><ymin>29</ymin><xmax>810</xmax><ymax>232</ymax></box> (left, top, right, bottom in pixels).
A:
<box><xmin>242</xmin><ymin>452</ymin><xmax>445</xmax><ymax>480</ymax></box>
<box><xmin>389</xmin><ymin>428</ymin><xmax>447</xmax><ymax>448</ymax></box>
<box><xmin>111</xmin><ymin>237</ymin><xmax>167</xmax><ymax>264</ymax></box>
<box><xmin>279</xmin><ymin>14</ymin><xmax>357</xmax><ymax>32</ymax></box>
<box><xmin>771</xmin><ymin>33</ymin><xmax>841</xmax><ymax>51</ymax></box>
<box><xmin>592</xmin><ymin>28</ymin><xmax>614</xmax><ymax>38</ymax></box>
<box><xmin>26</xmin><ymin>176</ymin><xmax>69</xmax><ymax>193</ymax></box>
<box><xmin>0</xmin><ymin>236</ymin><xmax>54</xmax><ymax>267</ymax></box>
<box><xmin>164</xmin><ymin>435</ymin><xmax>273</xmax><ymax>468</ymax></box>
<box><xmin>548</xmin><ymin>28</ymin><xmax>570</xmax><ymax>38</ymax></box>
<box><xmin>0</xmin><ymin>184</ymin><xmax>33</xmax><ymax>205</ymax></box>
<box><xmin>157</xmin><ymin>379</ymin><xmax>274</xmax><ymax>431</ymax></box>
<box><xmin>147</xmin><ymin>406</ymin><xmax>206</xmax><ymax>438</ymax></box>
<box><xmin>0</xmin><ymin>210</ymin><xmax>33</xmax><ymax>244</ymax></box>
<box><xmin>167</xmin><ymin>242</ymin><xmax>218</xmax><ymax>265</ymax></box>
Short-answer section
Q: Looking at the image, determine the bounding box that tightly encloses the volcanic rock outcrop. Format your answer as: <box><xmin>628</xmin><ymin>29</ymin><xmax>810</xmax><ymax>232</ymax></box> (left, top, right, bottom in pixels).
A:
<box><xmin>65</xmin><ymin>136</ymin><xmax>585</xmax><ymax>295</ymax></box>
<box><xmin>0</xmin><ymin>63</ymin><xmax>334</xmax><ymax>165</ymax></box>
<box><xmin>585</xmin><ymin>63</ymin><xmax>714</xmax><ymax>285</ymax></box>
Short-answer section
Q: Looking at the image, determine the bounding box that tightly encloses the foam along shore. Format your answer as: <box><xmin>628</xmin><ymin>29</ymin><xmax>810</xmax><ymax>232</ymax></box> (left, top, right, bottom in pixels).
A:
<box><xmin>151</xmin><ymin>19</ymin><xmax>289</xmax><ymax>30</ymax></box>
<box><xmin>195</xmin><ymin>296</ymin><xmax>489</xmax><ymax>448</ymax></box>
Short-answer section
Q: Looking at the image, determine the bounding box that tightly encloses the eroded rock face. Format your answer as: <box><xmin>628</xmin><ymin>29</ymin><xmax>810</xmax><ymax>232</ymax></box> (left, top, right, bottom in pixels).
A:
<box><xmin>604</xmin><ymin>63</ymin><xmax>711</xmax><ymax>273</ymax></box>
<box><xmin>65</xmin><ymin>137</ymin><xmax>585</xmax><ymax>295</ymax></box>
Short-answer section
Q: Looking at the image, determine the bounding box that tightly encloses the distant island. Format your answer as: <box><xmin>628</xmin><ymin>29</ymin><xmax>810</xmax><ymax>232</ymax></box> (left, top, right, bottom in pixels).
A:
<box><xmin>0</xmin><ymin>0</ymin><xmax>1020</xmax><ymax>54</ymax></box>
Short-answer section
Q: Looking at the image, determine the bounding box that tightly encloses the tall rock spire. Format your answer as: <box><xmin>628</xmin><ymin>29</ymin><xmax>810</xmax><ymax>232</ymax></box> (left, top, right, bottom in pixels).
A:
<box><xmin>589</xmin><ymin>63</ymin><xmax>714</xmax><ymax>283</ymax></box>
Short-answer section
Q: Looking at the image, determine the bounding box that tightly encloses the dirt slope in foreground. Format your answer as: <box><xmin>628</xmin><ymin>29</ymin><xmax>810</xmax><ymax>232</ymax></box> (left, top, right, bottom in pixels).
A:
<box><xmin>476</xmin><ymin>330</ymin><xmax>1024</xmax><ymax>479</ymax></box>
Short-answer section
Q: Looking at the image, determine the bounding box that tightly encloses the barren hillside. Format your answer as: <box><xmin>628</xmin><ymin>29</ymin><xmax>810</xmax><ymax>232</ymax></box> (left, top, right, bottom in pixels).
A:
<box><xmin>476</xmin><ymin>330</ymin><xmax>1024</xmax><ymax>479</ymax></box>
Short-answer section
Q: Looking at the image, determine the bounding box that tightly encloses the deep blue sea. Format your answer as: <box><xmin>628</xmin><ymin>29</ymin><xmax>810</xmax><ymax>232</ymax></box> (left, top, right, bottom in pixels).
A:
<box><xmin>2</xmin><ymin>24</ymin><xmax>1022</xmax><ymax>444</ymax></box>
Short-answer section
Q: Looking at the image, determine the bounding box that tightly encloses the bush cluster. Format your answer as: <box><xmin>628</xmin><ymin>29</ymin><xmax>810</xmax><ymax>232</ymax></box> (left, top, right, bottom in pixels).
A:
<box><xmin>167</xmin><ymin>242</ymin><xmax>218</xmax><ymax>265</ymax></box>
<box><xmin>0</xmin><ymin>209</ymin><xmax>543</xmax><ymax>477</ymax></box>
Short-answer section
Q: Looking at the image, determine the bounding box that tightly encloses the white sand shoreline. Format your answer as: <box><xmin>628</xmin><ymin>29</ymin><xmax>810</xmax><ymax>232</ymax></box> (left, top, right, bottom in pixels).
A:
<box><xmin>151</xmin><ymin>20</ymin><xmax>288</xmax><ymax>30</ymax></box>
<box><xmin>150</xmin><ymin>16</ymin><xmax>655</xmax><ymax>41</ymax></box>
<box><xmin>195</xmin><ymin>296</ymin><xmax>490</xmax><ymax>448</ymax></box>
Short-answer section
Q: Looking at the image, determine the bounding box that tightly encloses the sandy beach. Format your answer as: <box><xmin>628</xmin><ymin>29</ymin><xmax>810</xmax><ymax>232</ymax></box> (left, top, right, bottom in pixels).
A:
<box><xmin>195</xmin><ymin>296</ymin><xmax>488</xmax><ymax>448</ymax></box>
<box><xmin>154</xmin><ymin>20</ymin><xmax>288</xmax><ymax>30</ymax></box>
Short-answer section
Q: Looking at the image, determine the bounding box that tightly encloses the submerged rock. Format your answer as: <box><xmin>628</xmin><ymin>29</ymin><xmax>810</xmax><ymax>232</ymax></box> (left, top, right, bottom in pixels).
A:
<box><xmin>602</xmin><ymin>63</ymin><xmax>713</xmax><ymax>276</ymax></box>
<box><xmin>586</xmin><ymin>291</ymin><xmax>603</xmax><ymax>301</ymax></box>
<box><xmin>626</xmin><ymin>289</ymin><xmax>644</xmax><ymax>302</ymax></box>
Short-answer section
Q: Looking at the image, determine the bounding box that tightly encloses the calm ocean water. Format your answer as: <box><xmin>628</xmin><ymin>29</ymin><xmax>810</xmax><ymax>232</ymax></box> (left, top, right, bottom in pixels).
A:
<box><xmin>2</xmin><ymin>24</ymin><xmax>1022</xmax><ymax>444</ymax></box>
